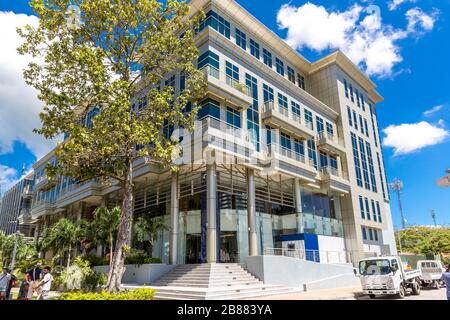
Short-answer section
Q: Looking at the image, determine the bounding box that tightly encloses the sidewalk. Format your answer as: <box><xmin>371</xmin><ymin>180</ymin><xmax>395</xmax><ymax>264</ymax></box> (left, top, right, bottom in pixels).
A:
<box><xmin>243</xmin><ymin>285</ymin><xmax>364</xmax><ymax>300</ymax></box>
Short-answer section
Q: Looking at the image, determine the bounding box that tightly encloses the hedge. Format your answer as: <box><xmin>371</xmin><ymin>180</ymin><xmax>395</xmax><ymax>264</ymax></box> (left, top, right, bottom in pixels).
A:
<box><xmin>58</xmin><ymin>288</ymin><xmax>156</xmax><ymax>300</ymax></box>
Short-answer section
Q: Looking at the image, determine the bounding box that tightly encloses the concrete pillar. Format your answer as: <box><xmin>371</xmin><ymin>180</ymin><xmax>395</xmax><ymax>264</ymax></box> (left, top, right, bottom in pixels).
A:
<box><xmin>206</xmin><ymin>164</ymin><xmax>217</xmax><ymax>263</ymax></box>
<box><xmin>34</xmin><ymin>223</ymin><xmax>40</xmax><ymax>244</ymax></box>
<box><xmin>96</xmin><ymin>245</ymin><xmax>103</xmax><ymax>258</ymax></box>
<box><xmin>337</xmin><ymin>156</ymin><xmax>343</xmax><ymax>178</ymax></box>
<box><xmin>169</xmin><ymin>172</ymin><xmax>179</xmax><ymax>265</ymax></box>
<box><xmin>294</xmin><ymin>178</ymin><xmax>304</xmax><ymax>234</ymax></box>
<box><xmin>247</xmin><ymin>168</ymin><xmax>258</xmax><ymax>257</ymax></box>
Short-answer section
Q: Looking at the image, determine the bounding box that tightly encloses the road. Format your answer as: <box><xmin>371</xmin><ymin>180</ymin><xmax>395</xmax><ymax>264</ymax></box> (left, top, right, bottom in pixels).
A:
<box><xmin>357</xmin><ymin>287</ymin><xmax>448</xmax><ymax>300</ymax></box>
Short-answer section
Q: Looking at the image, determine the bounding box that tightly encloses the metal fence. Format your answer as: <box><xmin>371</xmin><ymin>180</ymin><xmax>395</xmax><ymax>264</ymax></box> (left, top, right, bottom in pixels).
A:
<box><xmin>263</xmin><ymin>247</ymin><xmax>351</xmax><ymax>264</ymax></box>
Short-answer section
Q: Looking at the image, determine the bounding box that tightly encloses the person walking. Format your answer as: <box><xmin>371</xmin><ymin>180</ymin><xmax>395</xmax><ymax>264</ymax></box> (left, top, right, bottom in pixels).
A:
<box><xmin>0</xmin><ymin>268</ymin><xmax>11</xmax><ymax>300</ymax></box>
<box><xmin>27</xmin><ymin>262</ymin><xmax>43</xmax><ymax>298</ymax></box>
<box><xmin>18</xmin><ymin>274</ymin><xmax>33</xmax><ymax>300</ymax></box>
<box><xmin>36</xmin><ymin>266</ymin><xmax>53</xmax><ymax>300</ymax></box>
<box><xmin>5</xmin><ymin>269</ymin><xmax>17</xmax><ymax>300</ymax></box>
<box><xmin>442</xmin><ymin>265</ymin><xmax>450</xmax><ymax>300</ymax></box>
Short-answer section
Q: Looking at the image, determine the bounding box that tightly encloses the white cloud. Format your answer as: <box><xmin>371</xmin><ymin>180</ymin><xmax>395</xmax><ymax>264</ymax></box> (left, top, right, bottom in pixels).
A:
<box><xmin>0</xmin><ymin>11</ymin><xmax>56</xmax><ymax>159</ymax></box>
<box><xmin>276</xmin><ymin>2</ymin><xmax>437</xmax><ymax>77</ymax></box>
<box><xmin>382</xmin><ymin>122</ymin><xmax>449</xmax><ymax>155</ymax></box>
<box><xmin>0</xmin><ymin>164</ymin><xmax>18</xmax><ymax>193</ymax></box>
<box><xmin>423</xmin><ymin>105</ymin><xmax>444</xmax><ymax>117</ymax></box>
<box><xmin>388</xmin><ymin>0</ymin><xmax>417</xmax><ymax>11</ymax></box>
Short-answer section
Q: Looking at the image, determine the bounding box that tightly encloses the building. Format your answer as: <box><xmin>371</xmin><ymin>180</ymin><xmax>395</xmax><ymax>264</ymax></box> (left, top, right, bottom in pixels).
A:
<box><xmin>4</xmin><ymin>0</ymin><xmax>396</xmax><ymax>265</ymax></box>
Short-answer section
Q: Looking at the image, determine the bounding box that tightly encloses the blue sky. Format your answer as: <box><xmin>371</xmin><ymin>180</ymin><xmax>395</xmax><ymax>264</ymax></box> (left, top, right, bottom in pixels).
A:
<box><xmin>0</xmin><ymin>0</ymin><xmax>449</xmax><ymax>228</ymax></box>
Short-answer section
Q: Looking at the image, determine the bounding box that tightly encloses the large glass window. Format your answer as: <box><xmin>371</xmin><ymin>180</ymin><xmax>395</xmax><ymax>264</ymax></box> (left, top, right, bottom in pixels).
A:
<box><xmin>198</xmin><ymin>98</ymin><xmax>220</xmax><ymax>120</ymax></box>
<box><xmin>361</xmin><ymin>93</ymin><xmax>366</xmax><ymax>111</ymax></box>
<box><xmin>263</xmin><ymin>84</ymin><xmax>274</xmax><ymax>105</ymax></box>
<box><xmin>304</xmin><ymin>109</ymin><xmax>313</xmax><ymax>130</ymax></box>
<box><xmin>376</xmin><ymin>201</ymin><xmax>382</xmax><ymax>222</ymax></box>
<box><xmin>353</xmin><ymin>110</ymin><xmax>358</xmax><ymax>130</ymax></box>
<box><xmin>359</xmin><ymin>115</ymin><xmax>364</xmax><ymax>135</ymax></box>
<box><xmin>287</xmin><ymin>66</ymin><xmax>295</xmax><ymax>83</ymax></box>
<box><xmin>376</xmin><ymin>153</ymin><xmax>386</xmax><ymax>199</ymax></box>
<box><xmin>307</xmin><ymin>139</ymin><xmax>318</xmax><ymax>169</ymax></box>
<box><xmin>294</xmin><ymin>139</ymin><xmax>305</xmax><ymax>156</ymax></box>
<box><xmin>291</xmin><ymin>101</ymin><xmax>301</xmax><ymax>122</ymax></box>
<box><xmin>280</xmin><ymin>132</ymin><xmax>291</xmax><ymax>150</ymax></box>
<box><xmin>347</xmin><ymin>106</ymin><xmax>353</xmax><ymax>127</ymax></box>
<box><xmin>359</xmin><ymin>137</ymin><xmax>371</xmax><ymax>190</ymax></box>
<box><xmin>371</xmin><ymin>200</ymin><xmax>377</xmax><ymax>222</ymax></box>
<box><xmin>362</xmin><ymin>227</ymin><xmax>367</xmax><ymax>240</ymax></box>
<box><xmin>316</xmin><ymin>116</ymin><xmax>324</xmax><ymax>134</ymax></box>
<box><xmin>364</xmin><ymin>119</ymin><xmax>370</xmax><ymax>138</ymax></box>
<box><xmin>366</xmin><ymin>142</ymin><xmax>378</xmax><ymax>193</ymax></box>
<box><xmin>276</xmin><ymin>58</ymin><xmax>284</xmax><ymax>76</ymax></box>
<box><xmin>278</xmin><ymin>93</ymin><xmax>288</xmax><ymax>114</ymax></box>
<box><xmin>326</xmin><ymin>122</ymin><xmax>334</xmax><ymax>138</ymax></box>
<box><xmin>359</xmin><ymin>196</ymin><xmax>365</xmax><ymax>219</ymax></box>
<box><xmin>226</xmin><ymin>107</ymin><xmax>241</xmax><ymax>129</ymax></box>
<box><xmin>355</xmin><ymin>88</ymin><xmax>361</xmax><ymax>108</ymax></box>
<box><xmin>349</xmin><ymin>83</ymin><xmax>354</xmax><ymax>102</ymax></box>
<box><xmin>246</xmin><ymin>74</ymin><xmax>260</xmax><ymax>152</ymax></box>
<box><xmin>198</xmin><ymin>50</ymin><xmax>219</xmax><ymax>78</ymax></box>
<box><xmin>344</xmin><ymin>79</ymin><xmax>349</xmax><ymax>98</ymax></box>
<box><xmin>330</xmin><ymin>155</ymin><xmax>338</xmax><ymax>172</ymax></box>
<box><xmin>319</xmin><ymin>152</ymin><xmax>328</xmax><ymax>168</ymax></box>
<box><xmin>250</xmin><ymin>39</ymin><xmax>260</xmax><ymax>59</ymax></box>
<box><xmin>298</xmin><ymin>74</ymin><xmax>305</xmax><ymax>90</ymax></box>
<box><xmin>351</xmin><ymin>133</ymin><xmax>363</xmax><ymax>187</ymax></box>
<box><xmin>198</xmin><ymin>10</ymin><xmax>231</xmax><ymax>39</ymax></box>
<box><xmin>365</xmin><ymin>198</ymin><xmax>371</xmax><ymax>221</ymax></box>
<box><xmin>235</xmin><ymin>28</ymin><xmax>247</xmax><ymax>50</ymax></box>
<box><xmin>225</xmin><ymin>61</ymin><xmax>239</xmax><ymax>87</ymax></box>
<box><xmin>263</xmin><ymin>48</ymin><xmax>272</xmax><ymax>68</ymax></box>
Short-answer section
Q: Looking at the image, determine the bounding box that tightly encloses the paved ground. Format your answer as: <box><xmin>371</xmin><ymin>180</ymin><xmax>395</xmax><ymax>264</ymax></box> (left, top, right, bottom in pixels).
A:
<box><xmin>357</xmin><ymin>287</ymin><xmax>448</xmax><ymax>300</ymax></box>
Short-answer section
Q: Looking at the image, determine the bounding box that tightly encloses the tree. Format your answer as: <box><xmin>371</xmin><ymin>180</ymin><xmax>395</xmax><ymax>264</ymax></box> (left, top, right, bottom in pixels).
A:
<box><xmin>133</xmin><ymin>215</ymin><xmax>168</xmax><ymax>257</ymax></box>
<box><xmin>41</xmin><ymin>218</ymin><xmax>84</xmax><ymax>268</ymax></box>
<box><xmin>18</xmin><ymin>0</ymin><xmax>206</xmax><ymax>292</ymax></box>
<box><xmin>397</xmin><ymin>227</ymin><xmax>450</xmax><ymax>258</ymax></box>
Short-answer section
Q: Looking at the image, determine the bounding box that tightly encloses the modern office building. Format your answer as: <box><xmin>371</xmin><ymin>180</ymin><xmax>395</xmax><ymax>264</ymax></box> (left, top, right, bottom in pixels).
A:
<box><xmin>4</xmin><ymin>0</ymin><xmax>396</xmax><ymax>266</ymax></box>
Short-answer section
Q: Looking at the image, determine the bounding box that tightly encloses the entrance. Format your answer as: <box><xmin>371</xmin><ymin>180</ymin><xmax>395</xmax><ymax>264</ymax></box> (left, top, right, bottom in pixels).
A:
<box><xmin>185</xmin><ymin>234</ymin><xmax>202</xmax><ymax>264</ymax></box>
<box><xmin>219</xmin><ymin>231</ymin><xmax>238</xmax><ymax>263</ymax></box>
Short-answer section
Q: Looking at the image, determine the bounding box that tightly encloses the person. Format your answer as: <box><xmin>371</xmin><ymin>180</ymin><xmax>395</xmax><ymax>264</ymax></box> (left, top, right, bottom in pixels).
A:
<box><xmin>5</xmin><ymin>269</ymin><xmax>17</xmax><ymax>300</ymax></box>
<box><xmin>27</xmin><ymin>262</ymin><xmax>43</xmax><ymax>298</ymax></box>
<box><xmin>443</xmin><ymin>265</ymin><xmax>450</xmax><ymax>300</ymax></box>
<box><xmin>0</xmin><ymin>268</ymin><xmax>11</xmax><ymax>300</ymax></box>
<box><xmin>36</xmin><ymin>266</ymin><xmax>53</xmax><ymax>300</ymax></box>
<box><xmin>17</xmin><ymin>274</ymin><xmax>33</xmax><ymax>300</ymax></box>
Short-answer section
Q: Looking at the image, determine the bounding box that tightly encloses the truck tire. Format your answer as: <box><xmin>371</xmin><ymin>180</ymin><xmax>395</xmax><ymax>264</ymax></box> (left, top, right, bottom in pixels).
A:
<box><xmin>432</xmin><ymin>281</ymin><xmax>439</xmax><ymax>289</ymax></box>
<box><xmin>369</xmin><ymin>294</ymin><xmax>376</xmax><ymax>299</ymax></box>
<box><xmin>396</xmin><ymin>285</ymin><xmax>406</xmax><ymax>299</ymax></box>
<box><xmin>411</xmin><ymin>281</ymin><xmax>421</xmax><ymax>295</ymax></box>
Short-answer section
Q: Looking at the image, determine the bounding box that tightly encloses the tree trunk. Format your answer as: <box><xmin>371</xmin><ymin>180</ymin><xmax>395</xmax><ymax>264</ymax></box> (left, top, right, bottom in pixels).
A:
<box><xmin>106</xmin><ymin>236</ymin><xmax>113</xmax><ymax>286</ymax></box>
<box><xmin>67</xmin><ymin>245</ymin><xmax>71</xmax><ymax>269</ymax></box>
<box><xmin>107</xmin><ymin>159</ymin><xmax>134</xmax><ymax>292</ymax></box>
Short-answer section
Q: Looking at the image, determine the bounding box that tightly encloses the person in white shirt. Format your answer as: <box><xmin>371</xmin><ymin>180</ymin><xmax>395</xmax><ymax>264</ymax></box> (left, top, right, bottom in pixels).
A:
<box><xmin>37</xmin><ymin>266</ymin><xmax>53</xmax><ymax>300</ymax></box>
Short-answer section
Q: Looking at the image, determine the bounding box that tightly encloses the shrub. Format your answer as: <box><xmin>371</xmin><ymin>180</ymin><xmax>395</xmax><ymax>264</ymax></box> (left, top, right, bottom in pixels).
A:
<box><xmin>84</xmin><ymin>255</ymin><xmax>109</xmax><ymax>266</ymax></box>
<box><xmin>58</xmin><ymin>256</ymin><xmax>107</xmax><ymax>292</ymax></box>
<box><xmin>58</xmin><ymin>288</ymin><xmax>156</xmax><ymax>300</ymax></box>
<box><xmin>124</xmin><ymin>249</ymin><xmax>162</xmax><ymax>265</ymax></box>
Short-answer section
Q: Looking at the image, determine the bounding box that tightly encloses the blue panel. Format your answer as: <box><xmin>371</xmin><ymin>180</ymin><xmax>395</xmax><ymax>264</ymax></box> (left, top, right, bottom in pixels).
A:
<box><xmin>280</xmin><ymin>233</ymin><xmax>304</xmax><ymax>242</ymax></box>
<box><xmin>304</xmin><ymin>234</ymin><xmax>320</xmax><ymax>262</ymax></box>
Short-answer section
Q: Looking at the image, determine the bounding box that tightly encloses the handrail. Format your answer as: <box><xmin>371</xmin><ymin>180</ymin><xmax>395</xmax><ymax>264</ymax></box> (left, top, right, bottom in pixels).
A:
<box><xmin>263</xmin><ymin>248</ymin><xmax>351</xmax><ymax>264</ymax></box>
<box><xmin>200</xmin><ymin>65</ymin><xmax>253</xmax><ymax>97</ymax></box>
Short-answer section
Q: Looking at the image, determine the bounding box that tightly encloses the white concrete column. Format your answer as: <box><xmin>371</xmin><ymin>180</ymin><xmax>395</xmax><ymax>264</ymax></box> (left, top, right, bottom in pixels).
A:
<box><xmin>295</xmin><ymin>178</ymin><xmax>303</xmax><ymax>233</ymax></box>
<box><xmin>247</xmin><ymin>168</ymin><xmax>258</xmax><ymax>257</ymax></box>
<box><xmin>337</xmin><ymin>155</ymin><xmax>343</xmax><ymax>178</ymax></box>
<box><xmin>169</xmin><ymin>171</ymin><xmax>179</xmax><ymax>265</ymax></box>
<box><xmin>206</xmin><ymin>164</ymin><xmax>217</xmax><ymax>263</ymax></box>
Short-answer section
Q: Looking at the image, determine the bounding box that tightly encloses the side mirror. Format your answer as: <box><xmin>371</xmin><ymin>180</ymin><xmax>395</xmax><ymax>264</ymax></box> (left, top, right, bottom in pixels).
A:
<box><xmin>390</xmin><ymin>267</ymin><xmax>397</xmax><ymax>274</ymax></box>
<box><xmin>353</xmin><ymin>268</ymin><xmax>359</xmax><ymax>276</ymax></box>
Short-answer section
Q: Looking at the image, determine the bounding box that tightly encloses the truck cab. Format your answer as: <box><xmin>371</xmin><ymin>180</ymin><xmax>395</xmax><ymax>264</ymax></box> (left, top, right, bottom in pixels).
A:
<box><xmin>355</xmin><ymin>256</ymin><xmax>422</xmax><ymax>299</ymax></box>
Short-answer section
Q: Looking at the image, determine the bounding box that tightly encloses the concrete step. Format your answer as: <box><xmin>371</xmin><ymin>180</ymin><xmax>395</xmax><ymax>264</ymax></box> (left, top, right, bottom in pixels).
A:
<box><xmin>154</xmin><ymin>280</ymin><xmax>262</xmax><ymax>288</ymax></box>
<box><xmin>155</xmin><ymin>274</ymin><xmax>258</xmax><ymax>281</ymax></box>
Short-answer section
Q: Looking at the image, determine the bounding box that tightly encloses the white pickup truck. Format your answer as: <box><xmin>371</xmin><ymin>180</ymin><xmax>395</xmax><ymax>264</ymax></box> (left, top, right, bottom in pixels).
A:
<box><xmin>355</xmin><ymin>256</ymin><xmax>422</xmax><ymax>299</ymax></box>
<box><xmin>417</xmin><ymin>260</ymin><xmax>445</xmax><ymax>289</ymax></box>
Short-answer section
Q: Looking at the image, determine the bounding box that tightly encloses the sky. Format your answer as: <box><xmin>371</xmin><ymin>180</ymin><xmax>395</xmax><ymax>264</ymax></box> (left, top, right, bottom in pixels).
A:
<box><xmin>0</xmin><ymin>0</ymin><xmax>449</xmax><ymax>228</ymax></box>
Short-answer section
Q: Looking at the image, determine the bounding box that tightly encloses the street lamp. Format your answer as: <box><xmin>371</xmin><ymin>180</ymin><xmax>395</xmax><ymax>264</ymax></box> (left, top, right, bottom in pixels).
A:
<box><xmin>389</xmin><ymin>178</ymin><xmax>407</xmax><ymax>230</ymax></box>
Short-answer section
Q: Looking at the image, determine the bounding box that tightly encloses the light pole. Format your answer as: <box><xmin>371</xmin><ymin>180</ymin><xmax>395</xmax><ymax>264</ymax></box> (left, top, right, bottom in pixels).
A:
<box><xmin>431</xmin><ymin>210</ymin><xmax>437</xmax><ymax>227</ymax></box>
<box><xmin>10</xmin><ymin>228</ymin><xmax>20</xmax><ymax>271</ymax></box>
<box><xmin>390</xmin><ymin>178</ymin><xmax>406</xmax><ymax>230</ymax></box>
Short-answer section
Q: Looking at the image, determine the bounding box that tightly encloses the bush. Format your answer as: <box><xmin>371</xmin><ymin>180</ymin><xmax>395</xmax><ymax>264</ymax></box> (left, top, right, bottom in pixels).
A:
<box><xmin>84</xmin><ymin>255</ymin><xmax>109</xmax><ymax>266</ymax></box>
<box><xmin>124</xmin><ymin>249</ymin><xmax>162</xmax><ymax>265</ymax></box>
<box><xmin>59</xmin><ymin>288</ymin><xmax>156</xmax><ymax>300</ymax></box>
<box><xmin>57</xmin><ymin>256</ymin><xmax>107</xmax><ymax>292</ymax></box>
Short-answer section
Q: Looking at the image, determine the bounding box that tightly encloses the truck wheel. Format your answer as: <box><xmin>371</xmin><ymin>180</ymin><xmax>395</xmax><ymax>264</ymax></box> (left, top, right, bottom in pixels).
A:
<box><xmin>412</xmin><ymin>281</ymin><xmax>421</xmax><ymax>295</ymax></box>
<box><xmin>396</xmin><ymin>285</ymin><xmax>406</xmax><ymax>299</ymax></box>
<box><xmin>369</xmin><ymin>294</ymin><xmax>376</xmax><ymax>299</ymax></box>
<box><xmin>433</xmin><ymin>281</ymin><xmax>439</xmax><ymax>289</ymax></box>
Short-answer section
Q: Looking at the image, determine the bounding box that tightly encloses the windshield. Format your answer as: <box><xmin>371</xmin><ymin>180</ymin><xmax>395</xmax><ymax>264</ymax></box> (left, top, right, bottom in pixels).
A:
<box><xmin>359</xmin><ymin>259</ymin><xmax>392</xmax><ymax>275</ymax></box>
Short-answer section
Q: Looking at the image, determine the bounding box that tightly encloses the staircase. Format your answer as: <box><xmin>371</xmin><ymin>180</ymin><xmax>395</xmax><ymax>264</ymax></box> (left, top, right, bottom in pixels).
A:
<box><xmin>124</xmin><ymin>264</ymin><xmax>300</xmax><ymax>300</ymax></box>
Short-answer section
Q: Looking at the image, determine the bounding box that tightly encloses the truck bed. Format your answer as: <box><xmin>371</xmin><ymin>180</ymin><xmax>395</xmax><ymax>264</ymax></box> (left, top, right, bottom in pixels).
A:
<box><xmin>404</xmin><ymin>269</ymin><xmax>422</xmax><ymax>280</ymax></box>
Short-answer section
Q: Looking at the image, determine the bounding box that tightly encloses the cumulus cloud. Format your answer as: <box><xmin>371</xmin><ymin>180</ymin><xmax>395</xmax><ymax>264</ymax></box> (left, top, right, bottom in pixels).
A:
<box><xmin>0</xmin><ymin>11</ymin><xmax>56</xmax><ymax>159</ymax></box>
<box><xmin>382</xmin><ymin>122</ymin><xmax>449</xmax><ymax>155</ymax></box>
<box><xmin>276</xmin><ymin>2</ymin><xmax>438</xmax><ymax>77</ymax></box>
<box><xmin>388</xmin><ymin>0</ymin><xmax>417</xmax><ymax>11</ymax></box>
<box><xmin>423</xmin><ymin>105</ymin><xmax>444</xmax><ymax>117</ymax></box>
<box><xmin>0</xmin><ymin>164</ymin><xmax>18</xmax><ymax>193</ymax></box>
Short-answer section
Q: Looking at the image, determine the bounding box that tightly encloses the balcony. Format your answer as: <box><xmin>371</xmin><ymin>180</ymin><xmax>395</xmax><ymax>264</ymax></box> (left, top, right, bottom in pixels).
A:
<box><xmin>316</xmin><ymin>132</ymin><xmax>346</xmax><ymax>154</ymax></box>
<box><xmin>317</xmin><ymin>166</ymin><xmax>350</xmax><ymax>193</ymax></box>
<box><xmin>201</xmin><ymin>66</ymin><xmax>254</xmax><ymax>110</ymax></box>
<box><xmin>30</xmin><ymin>201</ymin><xmax>55</xmax><ymax>220</ymax></box>
<box><xmin>262</xmin><ymin>101</ymin><xmax>315</xmax><ymax>139</ymax></box>
<box><xmin>34</xmin><ymin>175</ymin><xmax>59</xmax><ymax>191</ymax></box>
<box><xmin>18</xmin><ymin>208</ymin><xmax>32</xmax><ymax>224</ymax></box>
<box><xmin>56</xmin><ymin>180</ymin><xmax>103</xmax><ymax>208</ymax></box>
<box><xmin>22</xmin><ymin>185</ymin><xmax>34</xmax><ymax>199</ymax></box>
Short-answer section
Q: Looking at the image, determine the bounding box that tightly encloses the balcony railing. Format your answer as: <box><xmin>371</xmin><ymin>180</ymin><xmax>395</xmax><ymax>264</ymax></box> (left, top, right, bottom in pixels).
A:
<box><xmin>200</xmin><ymin>65</ymin><xmax>253</xmax><ymax>98</ymax></box>
<box><xmin>317</xmin><ymin>131</ymin><xmax>345</xmax><ymax>149</ymax></box>
<box><xmin>263</xmin><ymin>248</ymin><xmax>349</xmax><ymax>264</ymax></box>
<box><xmin>320</xmin><ymin>166</ymin><xmax>339</xmax><ymax>177</ymax></box>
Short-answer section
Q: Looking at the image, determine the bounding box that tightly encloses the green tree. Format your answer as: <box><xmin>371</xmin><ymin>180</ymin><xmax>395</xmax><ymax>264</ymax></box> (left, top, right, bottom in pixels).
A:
<box><xmin>18</xmin><ymin>0</ymin><xmax>206</xmax><ymax>292</ymax></box>
<box><xmin>397</xmin><ymin>227</ymin><xmax>450</xmax><ymax>258</ymax></box>
<box><xmin>133</xmin><ymin>215</ymin><xmax>168</xmax><ymax>258</ymax></box>
<box><xmin>41</xmin><ymin>218</ymin><xmax>85</xmax><ymax>268</ymax></box>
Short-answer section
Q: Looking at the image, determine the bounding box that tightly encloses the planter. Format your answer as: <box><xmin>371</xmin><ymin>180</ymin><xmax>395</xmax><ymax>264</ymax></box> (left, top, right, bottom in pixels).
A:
<box><xmin>94</xmin><ymin>264</ymin><xmax>175</xmax><ymax>285</ymax></box>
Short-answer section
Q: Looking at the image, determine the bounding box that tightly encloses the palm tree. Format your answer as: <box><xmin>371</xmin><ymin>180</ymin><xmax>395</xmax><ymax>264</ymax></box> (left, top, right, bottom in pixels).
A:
<box><xmin>133</xmin><ymin>215</ymin><xmax>168</xmax><ymax>258</ymax></box>
<box><xmin>92</xmin><ymin>207</ymin><xmax>121</xmax><ymax>266</ymax></box>
<box><xmin>0</xmin><ymin>231</ymin><xmax>6</xmax><ymax>265</ymax></box>
<box><xmin>42</xmin><ymin>218</ymin><xmax>84</xmax><ymax>268</ymax></box>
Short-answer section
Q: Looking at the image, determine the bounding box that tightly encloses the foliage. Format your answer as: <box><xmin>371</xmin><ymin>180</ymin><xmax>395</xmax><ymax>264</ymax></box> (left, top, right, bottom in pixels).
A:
<box><xmin>0</xmin><ymin>231</ymin><xmax>39</xmax><ymax>269</ymax></box>
<box><xmin>58</xmin><ymin>288</ymin><xmax>156</xmax><ymax>300</ymax></box>
<box><xmin>18</xmin><ymin>0</ymin><xmax>207</xmax><ymax>292</ymax></box>
<box><xmin>124</xmin><ymin>248</ymin><xmax>162</xmax><ymax>265</ymax></box>
<box><xmin>133</xmin><ymin>216</ymin><xmax>168</xmax><ymax>257</ymax></box>
<box><xmin>397</xmin><ymin>227</ymin><xmax>450</xmax><ymax>258</ymax></box>
<box><xmin>58</xmin><ymin>256</ymin><xmax>106</xmax><ymax>292</ymax></box>
<box><xmin>92</xmin><ymin>207</ymin><xmax>121</xmax><ymax>263</ymax></box>
<box><xmin>84</xmin><ymin>254</ymin><xmax>109</xmax><ymax>267</ymax></box>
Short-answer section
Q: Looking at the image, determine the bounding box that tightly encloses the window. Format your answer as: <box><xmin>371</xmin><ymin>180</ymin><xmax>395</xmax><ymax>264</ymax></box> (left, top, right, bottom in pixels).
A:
<box><xmin>319</xmin><ymin>151</ymin><xmax>328</xmax><ymax>168</ymax></box>
<box><xmin>376</xmin><ymin>202</ymin><xmax>382</xmax><ymax>223</ymax></box>
<box><xmin>359</xmin><ymin>115</ymin><xmax>364</xmax><ymax>135</ymax></box>
<box><xmin>246</xmin><ymin>74</ymin><xmax>260</xmax><ymax>152</ymax></box>
<box><xmin>276</xmin><ymin>58</ymin><xmax>284</xmax><ymax>76</ymax></box>
<box><xmin>366</xmin><ymin>142</ymin><xmax>378</xmax><ymax>193</ymax></box>
<box><xmin>359</xmin><ymin>196</ymin><xmax>365</xmax><ymax>219</ymax></box>
<box><xmin>165</xmin><ymin>75</ymin><xmax>176</xmax><ymax>89</ymax></box>
<box><xmin>250</xmin><ymin>39</ymin><xmax>260</xmax><ymax>59</ymax></box>
<box><xmin>364</xmin><ymin>119</ymin><xmax>370</xmax><ymax>138</ymax></box>
<box><xmin>198</xmin><ymin>50</ymin><xmax>219</xmax><ymax>78</ymax></box>
<box><xmin>226</xmin><ymin>107</ymin><xmax>241</xmax><ymax>129</ymax></box>
<box><xmin>347</xmin><ymin>106</ymin><xmax>353</xmax><ymax>127</ymax></box>
<box><xmin>376</xmin><ymin>153</ymin><xmax>387</xmax><ymax>199</ymax></box>
<box><xmin>287</xmin><ymin>66</ymin><xmax>295</xmax><ymax>83</ymax></box>
<box><xmin>374</xmin><ymin>229</ymin><xmax>378</xmax><ymax>241</ymax></box>
<box><xmin>370</xmin><ymin>105</ymin><xmax>379</xmax><ymax>147</ymax></box>
<box><xmin>304</xmin><ymin>109</ymin><xmax>313</xmax><ymax>130</ymax></box>
<box><xmin>263</xmin><ymin>48</ymin><xmax>272</xmax><ymax>68</ymax></box>
<box><xmin>235</xmin><ymin>28</ymin><xmax>247</xmax><ymax>50</ymax></box>
<box><xmin>297</xmin><ymin>74</ymin><xmax>305</xmax><ymax>90</ymax></box>
<box><xmin>369</xmin><ymin>228</ymin><xmax>374</xmax><ymax>241</ymax></box>
<box><xmin>316</xmin><ymin>116</ymin><xmax>324</xmax><ymax>134</ymax></box>
<box><xmin>371</xmin><ymin>200</ymin><xmax>377</xmax><ymax>222</ymax></box>
<box><xmin>362</xmin><ymin>227</ymin><xmax>367</xmax><ymax>240</ymax></box>
<box><xmin>326</xmin><ymin>122</ymin><xmax>334</xmax><ymax>137</ymax></box>
<box><xmin>278</xmin><ymin>93</ymin><xmax>288</xmax><ymax>113</ymax></box>
<box><xmin>291</xmin><ymin>101</ymin><xmax>301</xmax><ymax>121</ymax></box>
<box><xmin>225</xmin><ymin>61</ymin><xmax>239</xmax><ymax>87</ymax></box>
<box><xmin>198</xmin><ymin>10</ymin><xmax>230</xmax><ymax>39</ymax></box>
<box><xmin>365</xmin><ymin>198</ymin><xmax>371</xmax><ymax>221</ymax></box>
<box><xmin>330</xmin><ymin>155</ymin><xmax>338</xmax><ymax>172</ymax></box>
<box><xmin>344</xmin><ymin>79</ymin><xmax>349</xmax><ymax>98</ymax></box>
<box><xmin>361</xmin><ymin>93</ymin><xmax>366</xmax><ymax>111</ymax></box>
<box><xmin>359</xmin><ymin>137</ymin><xmax>371</xmax><ymax>190</ymax></box>
<box><xmin>263</xmin><ymin>84</ymin><xmax>274</xmax><ymax>104</ymax></box>
<box><xmin>355</xmin><ymin>88</ymin><xmax>361</xmax><ymax>108</ymax></box>
<box><xmin>294</xmin><ymin>139</ymin><xmax>305</xmax><ymax>156</ymax></box>
<box><xmin>353</xmin><ymin>110</ymin><xmax>358</xmax><ymax>130</ymax></box>
<box><xmin>307</xmin><ymin>139</ymin><xmax>318</xmax><ymax>169</ymax></box>
<box><xmin>280</xmin><ymin>132</ymin><xmax>291</xmax><ymax>150</ymax></box>
<box><xmin>349</xmin><ymin>84</ymin><xmax>354</xmax><ymax>102</ymax></box>
<box><xmin>198</xmin><ymin>98</ymin><xmax>220</xmax><ymax>120</ymax></box>
<box><xmin>351</xmin><ymin>133</ymin><xmax>363</xmax><ymax>187</ymax></box>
